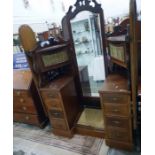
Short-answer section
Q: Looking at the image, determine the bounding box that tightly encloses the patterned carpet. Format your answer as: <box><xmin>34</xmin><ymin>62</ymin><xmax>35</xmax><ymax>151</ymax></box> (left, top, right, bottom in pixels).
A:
<box><xmin>13</xmin><ymin>123</ymin><xmax>104</xmax><ymax>155</ymax></box>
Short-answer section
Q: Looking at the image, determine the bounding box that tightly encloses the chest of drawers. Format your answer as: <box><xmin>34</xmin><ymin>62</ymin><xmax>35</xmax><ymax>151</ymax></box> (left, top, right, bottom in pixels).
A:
<box><xmin>13</xmin><ymin>70</ymin><xmax>47</xmax><ymax>128</ymax></box>
<box><xmin>99</xmin><ymin>74</ymin><xmax>133</xmax><ymax>150</ymax></box>
<box><xmin>40</xmin><ymin>76</ymin><xmax>80</xmax><ymax>137</ymax></box>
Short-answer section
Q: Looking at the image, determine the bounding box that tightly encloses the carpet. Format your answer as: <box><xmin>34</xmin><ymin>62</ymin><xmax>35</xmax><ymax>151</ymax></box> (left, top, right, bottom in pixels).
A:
<box><xmin>13</xmin><ymin>123</ymin><xmax>104</xmax><ymax>155</ymax></box>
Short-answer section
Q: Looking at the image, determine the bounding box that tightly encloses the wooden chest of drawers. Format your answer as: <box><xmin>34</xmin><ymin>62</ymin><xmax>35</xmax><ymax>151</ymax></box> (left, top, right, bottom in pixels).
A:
<box><xmin>40</xmin><ymin>76</ymin><xmax>80</xmax><ymax>137</ymax></box>
<box><xmin>99</xmin><ymin>74</ymin><xmax>133</xmax><ymax>150</ymax></box>
<box><xmin>13</xmin><ymin>70</ymin><xmax>47</xmax><ymax>128</ymax></box>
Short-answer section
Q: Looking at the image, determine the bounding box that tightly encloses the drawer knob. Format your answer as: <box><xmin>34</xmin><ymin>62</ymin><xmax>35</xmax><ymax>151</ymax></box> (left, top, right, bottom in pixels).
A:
<box><xmin>25</xmin><ymin>116</ymin><xmax>29</xmax><ymax>120</ymax></box>
<box><xmin>113</xmin><ymin>109</ymin><xmax>119</xmax><ymax>112</ymax></box>
<box><xmin>20</xmin><ymin>98</ymin><xmax>24</xmax><ymax>103</ymax></box>
<box><xmin>113</xmin><ymin>121</ymin><xmax>120</xmax><ymax>124</ymax></box>
<box><xmin>16</xmin><ymin>91</ymin><xmax>21</xmax><ymax>96</ymax></box>
<box><xmin>112</xmin><ymin>97</ymin><xmax>118</xmax><ymax>101</ymax></box>
<box><xmin>22</xmin><ymin>106</ymin><xmax>27</xmax><ymax>111</ymax></box>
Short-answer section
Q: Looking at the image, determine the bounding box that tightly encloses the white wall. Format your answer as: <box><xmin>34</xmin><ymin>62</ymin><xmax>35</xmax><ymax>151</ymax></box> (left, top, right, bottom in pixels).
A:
<box><xmin>13</xmin><ymin>0</ymin><xmax>65</xmax><ymax>33</ymax></box>
<box><xmin>13</xmin><ymin>0</ymin><xmax>141</xmax><ymax>33</ymax></box>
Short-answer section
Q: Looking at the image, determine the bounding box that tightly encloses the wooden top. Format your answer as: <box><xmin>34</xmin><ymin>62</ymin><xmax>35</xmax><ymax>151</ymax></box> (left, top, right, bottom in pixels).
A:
<box><xmin>40</xmin><ymin>75</ymin><xmax>73</xmax><ymax>91</ymax></box>
<box><xmin>99</xmin><ymin>74</ymin><xmax>130</xmax><ymax>94</ymax></box>
<box><xmin>107</xmin><ymin>35</ymin><xmax>127</xmax><ymax>42</ymax></box>
<box><xmin>13</xmin><ymin>70</ymin><xmax>32</xmax><ymax>90</ymax></box>
<box><xmin>36</xmin><ymin>43</ymin><xmax>68</xmax><ymax>53</ymax></box>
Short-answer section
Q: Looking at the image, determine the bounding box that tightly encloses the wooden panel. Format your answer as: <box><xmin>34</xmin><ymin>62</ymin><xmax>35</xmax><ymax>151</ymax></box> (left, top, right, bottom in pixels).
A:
<box><xmin>105</xmin><ymin>117</ymin><xmax>130</xmax><ymax>129</ymax></box>
<box><xmin>101</xmin><ymin>93</ymin><xmax>130</xmax><ymax>104</ymax></box>
<box><xmin>50</xmin><ymin>118</ymin><xmax>68</xmax><ymax>130</ymax></box>
<box><xmin>106</xmin><ymin>128</ymin><xmax>131</xmax><ymax>142</ymax></box>
<box><xmin>13</xmin><ymin>70</ymin><xmax>32</xmax><ymax>90</ymax></box>
<box><xmin>14</xmin><ymin>113</ymin><xmax>40</xmax><ymax>125</ymax></box>
<box><xmin>104</xmin><ymin>103</ymin><xmax>130</xmax><ymax>116</ymax></box>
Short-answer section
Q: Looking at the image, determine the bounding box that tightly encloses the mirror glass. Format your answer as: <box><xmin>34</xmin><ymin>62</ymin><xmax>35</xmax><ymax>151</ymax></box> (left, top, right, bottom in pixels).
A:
<box><xmin>70</xmin><ymin>11</ymin><xmax>106</xmax><ymax>97</ymax></box>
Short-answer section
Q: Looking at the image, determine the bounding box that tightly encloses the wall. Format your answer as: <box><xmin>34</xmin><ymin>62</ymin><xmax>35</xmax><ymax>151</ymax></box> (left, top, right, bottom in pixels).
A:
<box><xmin>13</xmin><ymin>0</ymin><xmax>141</xmax><ymax>33</ymax></box>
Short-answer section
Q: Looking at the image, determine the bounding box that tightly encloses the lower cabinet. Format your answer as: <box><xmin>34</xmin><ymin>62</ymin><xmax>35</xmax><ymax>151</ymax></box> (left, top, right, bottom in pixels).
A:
<box><xmin>99</xmin><ymin>74</ymin><xmax>133</xmax><ymax>150</ymax></box>
<box><xmin>40</xmin><ymin>76</ymin><xmax>80</xmax><ymax>137</ymax></box>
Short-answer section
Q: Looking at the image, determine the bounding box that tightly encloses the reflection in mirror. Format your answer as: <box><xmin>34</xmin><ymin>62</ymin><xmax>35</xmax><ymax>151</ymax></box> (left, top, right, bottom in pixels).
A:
<box><xmin>70</xmin><ymin>11</ymin><xmax>105</xmax><ymax>97</ymax></box>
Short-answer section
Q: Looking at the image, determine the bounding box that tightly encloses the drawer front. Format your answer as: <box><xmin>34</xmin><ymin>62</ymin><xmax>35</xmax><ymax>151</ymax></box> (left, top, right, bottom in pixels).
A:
<box><xmin>44</xmin><ymin>98</ymin><xmax>62</xmax><ymax>110</ymax></box>
<box><xmin>105</xmin><ymin>117</ymin><xmax>130</xmax><ymax>129</ymax></box>
<box><xmin>13</xmin><ymin>97</ymin><xmax>37</xmax><ymax>114</ymax></box>
<box><xmin>13</xmin><ymin>90</ymin><xmax>30</xmax><ymax>97</ymax></box>
<box><xmin>49</xmin><ymin>109</ymin><xmax>64</xmax><ymax>119</ymax></box>
<box><xmin>50</xmin><ymin>118</ymin><xmax>68</xmax><ymax>130</ymax></box>
<box><xmin>102</xmin><ymin>94</ymin><xmax>130</xmax><ymax>104</ymax></box>
<box><xmin>104</xmin><ymin>103</ymin><xmax>130</xmax><ymax>116</ymax></box>
<box><xmin>13</xmin><ymin>113</ymin><xmax>40</xmax><ymax>125</ymax></box>
<box><xmin>41</xmin><ymin>91</ymin><xmax>59</xmax><ymax>100</ymax></box>
<box><xmin>106</xmin><ymin>128</ymin><xmax>131</xmax><ymax>142</ymax></box>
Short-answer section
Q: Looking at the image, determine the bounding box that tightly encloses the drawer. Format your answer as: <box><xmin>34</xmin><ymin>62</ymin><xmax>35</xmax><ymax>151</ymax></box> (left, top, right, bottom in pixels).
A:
<box><xmin>105</xmin><ymin>117</ymin><xmax>130</xmax><ymax>129</ymax></box>
<box><xmin>13</xmin><ymin>98</ymin><xmax>37</xmax><ymax>114</ymax></box>
<box><xmin>41</xmin><ymin>91</ymin><xmax>59</xmax><ymax>100</ymax></box>
<box><xmin>49</xmin><ymin>109</ymin><xmax>64</xmax><ymax>119</ymax></box>
<box><xmin>13</xmin><ymin>113</ymin><xmax>40</xmax><ymax>126</ymax></box>
<box><xmin>106</xmin><ymin>128</ymin><xmax>131</xmax><ymax>142</ymax></box>
<box><xmin>43</xmin><ymin>98</ymin><xmax>62</xmax><ymax>110</ymax></box>
<box><xmin>50</xmin><ymin>118</ymin><xmax>68</xmax><ymax>130</ymax></box>
<box><xmin>104</xmin><ymin>103</ymin><xmax>130</xmax><ymax>116</ymax></box>
<box><xmin>102</xmin><ymin>93</ymin><xmax>130</xmax><ymax>104</ymax></box>
<box><xmin>13</xmin><ymin>90</ymin><xmax>30</xmax><ymax>97</ymax></box>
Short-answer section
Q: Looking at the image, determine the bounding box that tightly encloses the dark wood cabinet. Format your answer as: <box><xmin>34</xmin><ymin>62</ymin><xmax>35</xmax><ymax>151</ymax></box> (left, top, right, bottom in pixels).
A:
<box><xmin>13</xmin><ymin>70</ymin><xmax>47</xmax><ymax>128</ymax></box>
<box><xmin>99</xmin><ymin>74</ymin><xmax>133</xmax><ymax>150</ymax></box>
<box><xmin>40</xmin><ymin>76</ymin><xmax>80</xmax><ymax>137</ymax></box>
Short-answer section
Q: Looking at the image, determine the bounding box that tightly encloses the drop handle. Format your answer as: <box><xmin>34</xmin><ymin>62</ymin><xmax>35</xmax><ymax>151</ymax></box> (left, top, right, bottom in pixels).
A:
<box><xmin>113</xmin><ymin>109</ymin><xmax>119</xmax><ymax>112</ymax></box>
<box><xmin>113</xmin><ymin>121</ymin><xmax>120</xmax><ymax>124</ymax></box>
<box><xmin>16</xmin><ymin>91</ymin><xmax>21</xmax><ymax>96</ymax></box>
<box><xmin>20</xmin><ymin>98</ymin><xmax>24</xmax><ymax>103</ymax></box>
<box><xmin>25</xmin><ymin>116</ymin><xmax>29</xmax><ymax>120</ymax></box>
<box><xmin>22</xmin><ymin>106</ymin><xmax>27</xmax><ymax>111</ymax></box>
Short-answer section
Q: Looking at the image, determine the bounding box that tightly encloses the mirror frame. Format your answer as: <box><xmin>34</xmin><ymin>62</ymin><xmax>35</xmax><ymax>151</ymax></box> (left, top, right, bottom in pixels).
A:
<box><xmin>62</xmin><ymin>0</ymin><xmax>108</xmax><ymax>106</ymax></box>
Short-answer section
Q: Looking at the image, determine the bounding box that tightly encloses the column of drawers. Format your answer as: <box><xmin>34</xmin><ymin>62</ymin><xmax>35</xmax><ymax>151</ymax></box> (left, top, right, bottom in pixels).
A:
<box><xmin>41</xmin><ymin>90</ymin><xmax>69</xmax><ymax>131</ymax></box>
<box><xmin>13</xmin><ymin>70</ymin><xmax>47</xmax><ymax>128</ymax></box>
<box><xmin>100</xmin><ymin>93</ymin><xmax>133</xmax><ymax>150</ymax></box>
<box><xmin>40</xmin><ymin>76</ymin><xmax>80</xmax><ymax>138</ymax></box>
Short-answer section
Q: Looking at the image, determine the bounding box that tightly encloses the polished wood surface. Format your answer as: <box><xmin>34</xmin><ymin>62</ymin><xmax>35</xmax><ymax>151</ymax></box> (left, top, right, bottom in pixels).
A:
<box><xmin>99</xmin><ymin>74</ymin><xmax>133</xmax><ymax>150</ymax></box>
<box><xmin>129</xmin><ymin>0</ymin><xmax>139</xmax><ymax>129</ymax></box>
<box><xmin>13</xmin><ymin>70</ymin><xmax>32</xmax><ymax>90</ymax></box>
<box><xmin>13</xmin><ymin>70</ymin><xmax>47</xmax><ymax>128</ymax></box>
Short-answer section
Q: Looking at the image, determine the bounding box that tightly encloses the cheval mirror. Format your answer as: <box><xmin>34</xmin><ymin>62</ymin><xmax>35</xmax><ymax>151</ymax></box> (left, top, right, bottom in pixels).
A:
<box><xmin>61</xmin><ymin>0</ymin><xmax>108</xmax><ymax>134</ymax></box>
<box><xmin>62</xmin><ymin>0</ymin><xmax>108</xmax><ymax>107</ymax></box>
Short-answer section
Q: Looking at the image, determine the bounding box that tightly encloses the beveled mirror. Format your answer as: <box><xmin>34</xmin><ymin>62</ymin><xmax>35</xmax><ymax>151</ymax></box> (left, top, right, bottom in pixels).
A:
<box><xmin>62</xmin><ymin>0</ymin><xmax>108</xmax><ymax>103</ymax></box>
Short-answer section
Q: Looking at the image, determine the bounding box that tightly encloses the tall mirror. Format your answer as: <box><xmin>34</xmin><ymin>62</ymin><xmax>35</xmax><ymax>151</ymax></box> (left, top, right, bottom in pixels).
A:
<box><xmin>62</xmin><ymin>0</ymin><xmax>108</xmax><ymax>100</ymax></box>
<box><xmin>71</xmin><ymin>11</ymin><xmax>105</xmax><ymax>97</ymax></box>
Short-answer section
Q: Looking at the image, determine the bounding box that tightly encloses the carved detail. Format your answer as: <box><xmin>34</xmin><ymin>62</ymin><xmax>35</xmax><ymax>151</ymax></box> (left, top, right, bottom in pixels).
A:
<box><xmin>66</xmin><ymin>0</ymin><xmax>101</xmax><ymax>16</ymax></box>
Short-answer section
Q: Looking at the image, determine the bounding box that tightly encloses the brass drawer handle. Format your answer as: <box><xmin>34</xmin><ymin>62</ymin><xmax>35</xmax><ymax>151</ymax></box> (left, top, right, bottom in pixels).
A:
<box><xmin>113</xmin><ymin>121</ymin><xmax>120</xmax><ymax>124</ymax></box>
<box><xmin>112</xmin><ymin>109</ymin><xmax>119</xmax><ymax>112</ymax></box>
<box><xmin>20</xmin><ymin>98</ymin><xmax>24</xmax><ymax>103</ymax></box>
<box><xmin>16</xmin><ymin>91</ymin><xmax>21</xmax><ymax>96</ymax></box>
<box><xmin>25</xmin><ymin>116</ymin><xmax>29</xmax><ymax>120</ymax></box>
<box><xmin>112</xmin><ymin>97</ymin><xmax>118</xmax><ymax>101</ymax></box>
<box><xmin>53</xmin><ymin>112</ymin><xmax>61</xmax><ymax>117</ymax></box>
<box><xmin>22</xmin><ymin>106</ymin><xmax>27</xmax><ymax>111</ymax></box>
<box><xmin>48</xmin><ymin>94</ymin><xmax>56</xmax><ymax>98</ymax></box>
